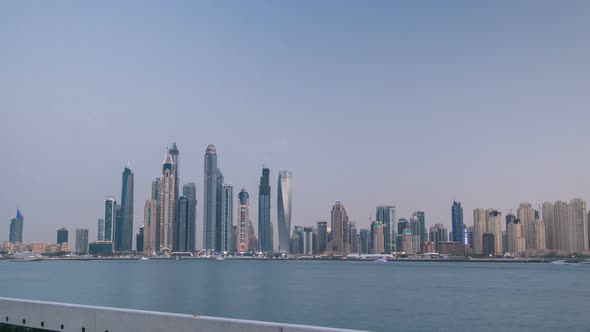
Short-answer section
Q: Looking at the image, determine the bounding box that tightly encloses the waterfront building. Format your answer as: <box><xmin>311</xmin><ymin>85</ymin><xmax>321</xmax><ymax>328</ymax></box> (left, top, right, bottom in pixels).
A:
<box><xmin>175</xmin><ymin>196</ymin><xmax>190</xmax><ymax>252</ymax></box>
<box><xmin>451</xmin><ymin>200</ymin><xmax>465</xmax><ymax>244</ymax></box>
<box><xmin>159</xmin><ymin>153</ymin><xmax>176</xmax><ymax>253</ymax></box>
<box><xmin>542</xmin><ymin>202</ymin><xmax>555</xmax><ymax>249</ymax></box>
<box><xmin>277</xmin><ymin>170</ymin><xmax>292</xmax><ymax>253</ymax></box>
<box><xmin>75</xmin><ymin>229</ymin><xmax>89</xmax><ymax>255</ymax></box>
<box><xmin>203</xmin><ymin>145</ymin><xmax>218</xmax><ymax>251</ymax></box>
<box><xmin>115</xmin><ymin>166</ymin><xmax>134</xmax><ymax>252</ymax></box>
<box><xmin>517</xmin><ymin>202</ymin><xmax>535</xmax><ymax>250</ymax></box>
<box><xmin>438</xmin><ymin>241</ymin><xmax>466</xmax><ymax>256</ymax></box>
<box><xmin>376</xmin><ymin>206</ymin><xmax>396</xmax><ymax>252</ymax></box>
<box><xmin>553</xmin><ymin>200</ymin><xmax>569</xmax><ymax>251</ymax></box>
<box><xmin>104</xmin><ymin>197</ymin><xmax>117</xmax><ymax>242</ymax></box>
<box><xmin>2</xmin><ymin>242</ymin><xmax>14</xmax><ymax>253</ymax></box>
<box><xmin>371</xmin><ymin>222</ymin><xmax>384</xmax><ymax>254</ymax></box>
<box><xmin>89</xmin><ymin>241</ymin><xmax>113</xmax><ymax>256</ymax></box>
<box><xmin>467</xmin><ymin>226</ymin><xmax>474</xmax><ymax>250</ymax></box>
<box><xmin>401</xmin><ymin>229</ymin><xmax>413</xmax><ymax>254</ymax></box>
<box><xmin>472</xmin><ymin>208</ymin><xmax>486</xmax><ymax>254</ymax></box>
<box><xmin>423</xmin><ymin>241</ymin><xmax>435</xmax><ymax>253</ymax></box>
<box><xmin>289</xmin><ymin>229</ymin><xmax>300</xmax><ymax>254</ymax></box>
<box><xmin>409</xmin><ymin>217</ymin><xmax>421</xmax><ymax>254</ymax></box>
<box><xmin>182</xmin><ymin>183</ymin><xmax>197</xmax><ymax>252</ymax></box>
<box><xmin>359</xmin><ymin>228</ymin><xmax>370</xmax><ymax>254</ymax></box>
<box><xmin>57</xmin><ymin>228</ymin><xmax>68</xmax><ymax>245</ymax></box>
<box><xmin>414</xmin><ymin>211</ymin><xmax>426</xmax><ymax>252</ymax></box>
<box><xmin>136</xmin><ymin>225</ymin><xmax>144</xmax><ymax>253</ymax></box>
<box><xmin>506</xmin><ymin>214</ymin><xmax>525</xmax><ymax>255</ymax></box>
<box><xmin>482</xmin><ymin>233</ymin><xmax>495</xmax><ymax>256</ymax></box>
<box><xmin>221</xmin><ymin>184</ymin><xmax>234</xmax><ymax>253</ymax></box>
<box><xmin>330</xmin><ymin>201</ymin><xmax>349</xmax><ymax>254</ymax></box>
<box><xmin>248</xmin><ymin>219</ymin><xmax>258</xmax><ymax>252</ymax></box>
<box><xmin>237</xmin><ymin>189</ymin><xmax>250</xmax><ymax>253</ymax></box>
<box><xmin>303</xmin><ymin>227</ymin><xmax>314</xmax><ymax>255</ymax></box>
<box><xmin>97</xmin><ymin>219</ymin><xmax>105</xmax><ymax>241</ymax></box>
<box><xmin>568</xmin><ymin>199</ymin><xmax>588</xmax><ymax>252</ymax></box>
<box><xmin>9</xmin><ymin>209</ymin><xmax>24</xmax><ymax>244</ymax></box>
<box><xmin>215</xmin><ymin>169</ymin><xmax>224</xmax><ymax>252</ymax></box>
<box><xmin>349</xmin><ymin>222</ymin><xmax>358</xmax><ymax>253</ymax></box>
<box><xmin>142</xmin><ymin>200</ymin><xmax>158</xmax><ymax>255</ymax></box>
<box><xmin>397</xmin><ymin>218</ymin><xmax>409</xmax><ymax>251</ymax></box>
<box><xmin>258</xmin><ymin>168</ymin><xmax>272</xmax><ymax>252</ymax></box>
<box><xmin>316</xmin><ymin>221</ymin><xmax>328</xmax><ymax>254</ymax></box>
<box><xmin>486</xmin><ymin>209</ymin><xmax>503</xmax><ymax>255</ymax></box>
<box><xmin>532</xmin><ymin>219</ymin><xmax>546</xmax><ymax>251</ymax></box>
<box><xmin>231</xmin><ymin>226</ymin><xmax>238</xmax><ymax>253</ymax></box>
<box><xmin>428</xmin><ymin>223</ymin><xmax>448</xmax><ymax>252</ymax></box>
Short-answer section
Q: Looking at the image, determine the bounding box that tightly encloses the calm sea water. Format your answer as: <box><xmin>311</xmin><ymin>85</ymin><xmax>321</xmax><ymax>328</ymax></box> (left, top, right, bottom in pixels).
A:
<box><xmin>0</xmin><ymin>259</ymin><xmax>587</xmax><ymax>331</ymax></box>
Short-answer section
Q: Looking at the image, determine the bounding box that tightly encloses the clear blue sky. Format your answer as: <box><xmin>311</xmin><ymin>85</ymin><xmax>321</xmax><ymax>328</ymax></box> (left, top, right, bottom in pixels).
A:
<box><xmin>1</xmin><ymin>1</ymin><xmax>589</xmax><ymax>246</ymax></box>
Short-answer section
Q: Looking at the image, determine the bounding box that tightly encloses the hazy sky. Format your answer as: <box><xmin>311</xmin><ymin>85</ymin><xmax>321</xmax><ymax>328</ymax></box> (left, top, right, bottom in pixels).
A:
<box><xmin>1</xmin><ymin>1</ymin><xmax>590</xmax><ymax>247</ymax></box>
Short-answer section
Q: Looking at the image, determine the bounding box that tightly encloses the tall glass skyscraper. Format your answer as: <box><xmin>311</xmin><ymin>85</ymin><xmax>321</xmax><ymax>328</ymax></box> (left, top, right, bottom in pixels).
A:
<box><xmin>203</xmin><ymin>145</ymin><xmax>218</xmax><ymax>251</ymax></box>
<box><xmin>376</xmin><ymin>206</ymin><xmax>396</xmax><ymax>252</ymax></box>
<box><xmin>215</xmin><ymin>169</ymin><xmax>224</xmax><ymax>252</ymax></box>
<box><xmin>258</xmin><ymin>168</ymin><xmax>272</xmax><ymax>252</ymax></box>
<box><xmin>168</xmin><ymin>143</ymin><xmax>180</xmax><ymax>198</ymax></box>
<box><xmin>221</xmin><ymin>184</ymin><xmax>233</xmax><ymax>252</ymax></box>
<box><xmin>451</xmin><ymin>200</ymin><xmax>465</xmax><ymax>244</ymax></box>
<box><xmin>175</xmin><ymin>196</ymin><xmax>190</xmax><ymax>252</ymax></box>
<box><xmin>75</xmin><ymin>229</ymin><xmax>89</xmax><ymax>255</ymax></box>
<box><xmin>182</xmin><ymin>183</ymin><xmax>197</xmax><ymax>252</ymax></box>
<box><xmin>97</xmin><ymin>219</ymin><xmax>105</xmax><ymax>241</ymax></box>
<box><xmin>9</xmin><ymin>209</ymin><xmax>23</xmax><ymax>244</ymax></box>
<box><xmin>277</xmin><ymin>170</ymin><xmax>292</xmax><ymax>253</ymax></box>
<box><xmin>116</xmin><ymin>166</ymin><xmax>134</xmax><ymax>252</ymax></box>
<box><xmin>104</xmin><ymin>197</ymin><xmax>117</xmax><ymax>242</ymax></box>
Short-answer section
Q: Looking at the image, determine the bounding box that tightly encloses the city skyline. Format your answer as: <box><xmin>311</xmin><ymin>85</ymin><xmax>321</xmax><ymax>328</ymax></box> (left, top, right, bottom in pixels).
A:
<box><xmin>2</xmin><ymin>1</ymin><xmax>590</xmax><ymax>245</ymax></box>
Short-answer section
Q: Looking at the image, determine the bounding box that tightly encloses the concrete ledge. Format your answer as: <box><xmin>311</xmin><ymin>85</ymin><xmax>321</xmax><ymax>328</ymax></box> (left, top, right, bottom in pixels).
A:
<box><xmin>0</xmin><ymin>297</ymin><xmax>367</xmax><ymax>332</ymax></box>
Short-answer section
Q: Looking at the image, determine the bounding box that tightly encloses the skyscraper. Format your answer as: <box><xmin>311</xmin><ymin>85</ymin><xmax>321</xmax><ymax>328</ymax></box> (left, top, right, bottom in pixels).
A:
<box><xmin>168</xmin><ymin>143</ymin><xmax>180</xmax><ymax>198</ymax></box>
<box><xmin>203</xmin><ymin>145</ymin><xmax>218</xmax><ymax>251</ymax></box>
<box><xmin>486</xmin><ymin>209</ymin><xmax>503</xmax><ymax>255</ymax></box>
<box><xmin>568</xmin><ymin>198</ymin><xmax>588</xmax><ymax>252</ymax></box>
<box><xmin>238</xmin><ymin>189</ymin><xmax>250</xmax><ymax>253</ymax></box>
<box><xmin>472</xmin><ymin>208</ymin><xmax>486</xmax><ymax>254</ymax></box>
<box><xmin>316</xmin><ymin>221</ymin><xmax>328</xmax><ymax>254</ymax></box>
<box><xmin>517</xmin><ymin>202</ymin><xmax>535</xmax><ymax>250</ymax></box>
<box><xmin>9</xmin><ymin>209</ymin><xmax>23</xmax><ymax>244</ymax></box>
<box><xmin>104</xmin><ymin>197</ymin><xmax>117</xmax><ymax>242</ymax></box>
<box><xmin>97</xmin><ymin>219</ymin><xmax>105</xmax><ymax>241</ymax></box>
<box><xmin>376</xmin><ymin>206</ymin><xmax>396</xmax><ymax>252</ymax></box>
<box><xmin>372</xmin><ymin>222</ymin><xmax>384</xmax><ymax>254</ymax></box>
<box><xmin>143</xmin><ymin>200</ymin><xmax>157</xmax><ymax>255</ymax></box>
<box><xmin>330</xmin><ymin>200</ymin><xmax>349</xmax><ymax>254</ymax></box>
<box><xmin>412</xmin><ymin>211</ymin><xmax>425</xmax><ymax>252</ymax></box>
<box><xmin>451</xmin><ymin>200</ymin><xmax>464</xmax><ymax>244</ymax></box>
<box><xmin>175</xmin><ymin>196</ymin><xmax>190</xmax><ymax>252</ymax></box>
<box><xmin>221</xmin><ymin>184</ymin><xmax>233</xmax><ymax>252</ymax></box>
<box><xmin>117</xmin><ymin>166</ymin><xmax>134</xmax><ymax>252</ymax></box>
<box><xmin>277</xmin><ymin>170</ymin><xmax>292</xmax><ymax>253</ymax></box>
<box><xmin>57</xmin><ymin>227</ymin><xmax>68</xmax><ymax>245</ymax></box>
<box><xmin>303</xmin><ymin>227</ymin><xmax>314</xmax><ymax>255</ymax></box>
<box><xmin>136</xmin><ymin>225</ymin><xmax>144</xmax><ymax>253</ymax></box>
<box><xmin>215</xmin><ymin>169</ymin><xmax>224</xmax><ymax>252</ymax></box>
<box><xmin>542</xmin><ymin>202</ymin><xmax>555</xmax><ymax>249</ymax></box>
<box><xmin>159</xmin><ymin>153</ymin><xmax>175</xmax><ymax>252</ymax></box>
<box><xmin>428</xmin><ymin>223</ymin><xmax>448</xmax><ymax>252</ymax></box>
<box><xmin>258</xmin><ymin>168</ymin><xmax>272</xmax><ymax>252</ymax></box>
<box><xmin>182</xmin><ymin>183</ymin><xmax>197</xmax><ymax>252</ymax></box>
<box><xmin>75</xmin><ymin>229</ymin><xmax>89</xmax><ymax>255</ymax></box>
<box><xmin>506</xmin><ymin>214</ymin><xmax>525</xmax><ymax>255</ymax></box>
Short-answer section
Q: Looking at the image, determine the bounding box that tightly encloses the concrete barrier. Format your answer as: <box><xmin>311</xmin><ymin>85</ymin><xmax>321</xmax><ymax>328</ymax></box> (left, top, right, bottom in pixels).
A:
<box><xmin>0</xmin><ymin>297</ymin><xmax>368</xmax><ymax>332</ymax></box>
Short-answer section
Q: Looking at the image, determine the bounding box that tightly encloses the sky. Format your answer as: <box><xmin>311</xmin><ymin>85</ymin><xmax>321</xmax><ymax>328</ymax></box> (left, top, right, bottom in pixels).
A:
<box><xmin>1</xmin><ymin>1</ymin><xmax>590</xmax><ymax>247</ymax></box>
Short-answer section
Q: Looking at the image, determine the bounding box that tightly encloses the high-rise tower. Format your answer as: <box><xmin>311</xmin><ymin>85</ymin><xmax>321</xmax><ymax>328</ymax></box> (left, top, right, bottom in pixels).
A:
<box><xmin>331</xmin><ymin>201</ymin><xmax>349</xmax><ymax>254</ymax></box>
<box><xmin>451</xmin><ymin>200</ymin><xmax>464</xmax><ymax>244</ymax></box>
<box><xmin>9</xmin><ymin>209</ymin><xmax>23</xmax><ymax>244</ymax></box>
<box><xmin>238</xmin><ymin>189</ymin><xmax>250</xmax><ymax>253</ymax></box>
<box><xmin>182</xmin><ymin>183</ymin><xmax>197</xmax><ymax>252</ymax></box>
<box><xmin>104</xmin><ymin>197</ymin><xmax>117</xmax><ymax>242</ymax></box>
<box><xmin>258</xmin><ymin>168</ymin><xmax>272</xmax><ymax>252</ymax></box>
<box><xmin>116</xmin><ymin>166</ymin><xmax>134</xmax><ymax>252</ymax></box>
<box><xmin>175</xmin><ymin>196</ymin><xmax>190</xmax><ymax>252</ymax></box>
<box><xmin>143</xmin><ymin>200</ymin><xmax>158</xmax><ymax>254</ymax></box>
<box><xmin>221</xmin><ymin>184</ymin><xmax>233</xmax><ymax>252</ymax></box>
<box><xmin>376</xmin><ymin>206</ymin><xmax>396</xmax><ymax>252</ymax></box>
<box><xmin>168</xmin><ymin>143</ymin><xmax>180</xmax><ymax>198</ymax></box>
<box><xmin>159</xmin><ymin>153</ymin><xmax>175</xmax><ymax>252</ymax></box>
<box><xmin>203</xmin><ymin>145</ymin><xmax>218</xmax><ymax>251</ymax></box>
<box><xmin>215</xmin><ymin>169</ymin><xmax>224</xmax><ymax>252</ymax></box>
<box><xmin>277</xmin><ymin>170</ymin><xmax>292</xmax><ymax>253</ymax></box>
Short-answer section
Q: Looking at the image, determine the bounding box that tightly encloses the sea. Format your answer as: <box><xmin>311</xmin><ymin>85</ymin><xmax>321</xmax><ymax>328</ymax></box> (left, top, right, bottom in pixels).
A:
<box><xmin>0</xmin><ymin>259</ymin><xmax>588</xmax><ymax>332</ymax></box>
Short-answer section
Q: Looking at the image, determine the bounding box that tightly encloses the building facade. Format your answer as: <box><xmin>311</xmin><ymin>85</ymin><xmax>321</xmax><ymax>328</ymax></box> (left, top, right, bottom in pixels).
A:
<box><xmin>330</xmin><ymin>201</ymin><xmax>349</xmax><ymax>254</ymax></box>
<box><xmin>104</xmin><ymin>197</ymin><xmax>117</xmax><ymax>242</ymax></box>
<box><xmin>116</xmin><ymin>166</ymin><xmax>134</xmax><ymax>252</ymax></box>
<box><xmin>277</xmin><ymin>170</ymin><xmax>292</xmax><ymax>253</ymax></box>
<box><xmin>182</xmin><ymin>183</ymin><xmax>197</xmax><ymax>252</ymax></box>
<box><xmin>143</xmin><ymin>200</ymin><xmax>158</xmax><ymax>254</ymax></box>
<box><xmin>9</xmin><ymin>209</ymin><xmax>24</xmax><ymax>244</ymax></box>
<box><xmin>159</xmin><ymin>153</ymin><xmax>176</xmax><ymax>252</ymax></box>
<box><xmin>258</xmin><ymin>168</ymin><xmax>272</xmax><ymax>252</ymax></box>
<box><xmin>221</xmin><ymin>184</ymin><xmax>234</xmax><ymax>253</ymax></box>
<box><xmin>237</xmin><ymin>189</ymin><xmax>250</xmax><ymax>253</ymax></box>
<box><xmin>451</xmin><ymin>200</ymin><xmax>464</xmax><ymax>244</ymax></box>
<box><xmin>57</xmin><ymin>228</ymin><xmax>68</xmax><ymax>245</ymax></box>
<box><xmin>203</xmin><ymin>145</ymin><xmax>218</xmax><ymax>251</ymax></box>
<box><xmin>75</xmin><ymin>229</ymin><xmax>89</xmax><ymax>255</ymax></box>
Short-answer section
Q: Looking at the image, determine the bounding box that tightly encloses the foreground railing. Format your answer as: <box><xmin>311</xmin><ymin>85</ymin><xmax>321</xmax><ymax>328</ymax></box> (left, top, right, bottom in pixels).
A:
<box><xmin>0</xmin><ymin>297</ymin><xmax>367</xmax><ymax>332</ymax></box>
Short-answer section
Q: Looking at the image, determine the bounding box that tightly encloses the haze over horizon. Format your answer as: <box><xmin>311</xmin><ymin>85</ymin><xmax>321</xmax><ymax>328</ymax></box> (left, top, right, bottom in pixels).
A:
<box><xmin>1</xmin><ymin>1</ymin><xmax>590</xmax><ymax>246</ymax></box>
